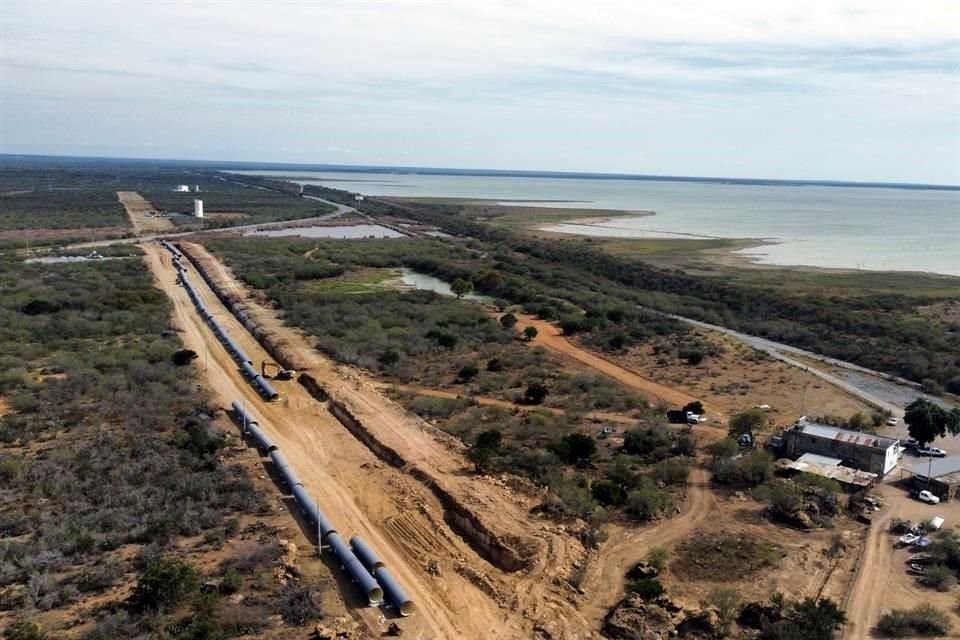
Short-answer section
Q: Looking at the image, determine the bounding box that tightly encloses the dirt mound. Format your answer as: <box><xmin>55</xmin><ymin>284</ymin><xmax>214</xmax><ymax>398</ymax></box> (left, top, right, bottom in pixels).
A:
<box><xmin>602</xmin><ymin>594</ymin><xmax>717</xmax><ymax>640</ymax></box>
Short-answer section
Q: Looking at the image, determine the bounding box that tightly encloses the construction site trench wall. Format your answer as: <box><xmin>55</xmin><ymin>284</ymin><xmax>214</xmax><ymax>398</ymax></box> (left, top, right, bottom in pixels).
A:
<box><xmin>176</xmin><ymin>242</ymin><xmax>528</xmax><ymax>573</ymax></box>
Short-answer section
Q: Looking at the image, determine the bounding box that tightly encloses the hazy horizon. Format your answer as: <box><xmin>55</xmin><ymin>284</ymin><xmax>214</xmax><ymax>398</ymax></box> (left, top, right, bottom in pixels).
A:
<box><xmin>2</xmin><ymin>2</ymin><xmax>959</xmax><ymax>184</ymax></box>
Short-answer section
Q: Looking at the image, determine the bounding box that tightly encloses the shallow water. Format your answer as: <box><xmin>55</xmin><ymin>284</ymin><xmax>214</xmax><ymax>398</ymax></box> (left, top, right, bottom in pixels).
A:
<box><xmin>25</xmin><ymin>256</ymin><xmax>126</xmax><ymax>264</ymax></box>
<box><xmin>239</xmin><ymin>170</ymin><xmax>960</xmax><ymax>276</ymax></box>
<box><xmin>398</xmin><ymin>269</ymin><xmax>492</xmax><ymax>302</ymax></box>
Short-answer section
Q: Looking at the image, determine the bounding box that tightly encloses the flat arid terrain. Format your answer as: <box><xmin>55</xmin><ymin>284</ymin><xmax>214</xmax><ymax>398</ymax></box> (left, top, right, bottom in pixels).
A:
<box><xmin>2</xmin><ymin>164</ymin><xmax>959</xmax><ymax>640</ymax></box>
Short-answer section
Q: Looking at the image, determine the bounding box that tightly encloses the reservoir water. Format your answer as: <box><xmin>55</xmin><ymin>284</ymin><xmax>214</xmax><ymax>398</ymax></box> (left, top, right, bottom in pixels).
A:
<box><xmin>236</xmin><ymin>171</ymin><xmax>960</xmax><ymax>276</ymax></box>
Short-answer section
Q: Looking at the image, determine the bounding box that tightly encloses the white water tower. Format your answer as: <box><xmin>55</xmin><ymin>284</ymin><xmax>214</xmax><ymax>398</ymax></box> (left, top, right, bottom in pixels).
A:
<box><xmin>193</xmin><ymin>199</ymin><xmax>204</xmax><ymax>218</ymax></box>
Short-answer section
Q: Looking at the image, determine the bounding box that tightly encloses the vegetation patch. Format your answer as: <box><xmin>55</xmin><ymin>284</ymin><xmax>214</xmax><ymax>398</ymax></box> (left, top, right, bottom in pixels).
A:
<box><xmin>671</xmin><ymin>533</ymin><xmax>782</xmax><ymax>581</ymax></box>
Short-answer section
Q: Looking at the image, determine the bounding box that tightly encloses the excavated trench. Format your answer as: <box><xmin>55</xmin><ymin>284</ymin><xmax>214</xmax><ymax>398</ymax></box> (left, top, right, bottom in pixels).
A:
<box><xmin>176</xmin><ymin>242</ymin><xmax>529</xmax><ymax>574</ymax></box>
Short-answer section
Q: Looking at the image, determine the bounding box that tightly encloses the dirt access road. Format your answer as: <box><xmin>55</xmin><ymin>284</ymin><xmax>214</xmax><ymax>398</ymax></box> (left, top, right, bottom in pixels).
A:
<box><xmin>578</xmin><ymin>464</ymin><xmax>716</xmax><ymax>626</ymax></box>
<box><xmin>843</xmin><ymin>481</ymin><xmax>960</xmax><ymax>639</ymax></box>
<box><xmin>144</xmin><ymin>244</ymin><xmax>524</xmax><ymax>639</ymax></box>
<box><xmin>174</xmin><ymin>241</ymin><xmax>741</xmax><ymax>638</ymax></box>
<box><xmin>117</xmin><ymin>191</ymin><xmax>175</xmax><ymax>234</ymax></box>
<box><xmin>512</xmin><ymin>313</ymin><xmax>709</xmax><ymax>413</ymax></box>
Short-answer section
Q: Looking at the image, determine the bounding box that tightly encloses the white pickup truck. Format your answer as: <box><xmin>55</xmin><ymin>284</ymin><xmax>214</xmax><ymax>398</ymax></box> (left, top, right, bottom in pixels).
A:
<box><xmin>916</xmin><ymin>490</ymin><xmax>941</xmax><ymax>505</ymax></box>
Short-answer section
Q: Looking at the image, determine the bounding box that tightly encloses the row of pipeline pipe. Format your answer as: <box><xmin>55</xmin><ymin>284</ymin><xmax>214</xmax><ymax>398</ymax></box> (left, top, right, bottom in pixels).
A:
<box><xmin>167</xmin><ymin>242</ymin><xmax>410</xmax><ymax>614</ymax></box>
<box><xmin>227</xmin><ymin>400</ymin><xmax>388</xmax><ymax>608</ymax></box>
<box><xmin>350</xmin><ymin>535</ymin><xmax>416</xmax><ymax>616</ymax></box>
<box><xmin>231</xmin><ymin>400</ymin><xmax>276</xmax><ymax>452</ymax></box>
<box><xmin>161</xmin><ymin>241</ymin><xmax>278</xmax><ymax>401</ymax></box>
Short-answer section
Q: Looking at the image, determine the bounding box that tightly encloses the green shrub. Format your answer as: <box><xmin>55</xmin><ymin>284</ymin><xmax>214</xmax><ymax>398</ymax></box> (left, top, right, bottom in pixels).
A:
<box><xmin>627</xmin><ymin>577</ymin><xmax>664</xmax><ymax>601</ymax></box>
<box><xmin>625</xmin><ymin>479</ymin><xmax>671</xmax><ymax>520</ymax></box>
<box><xmin>591</xmin><ymin>479</ymin><xmax>626</xmax><ymax>506</ymax></box>
<box><xmin>651</xmin><ymin>458</ymin><xmax>691</xmax><ymax>486</ymax></box>
<box><xmin>646</xmin><ymin>546</ymin><xmax>670</xmax><ymax>572</ymax></box>
<box><xmin>3</xmin><ymin>620</ymin><xmax>47</xmax><ymax>640</ymax></box>
<box><xmin>714</xmin><ymin>450</ymin><xmax>774</xmax><ymax>487</ymax></box>
<box><xmin>920</xmin><ymin>564</ymin><xmax>956</xmax><ymax>591</ymax></box>
<box><xmin>132</xmin><ymin>557</ymin><xmax>200</xmax><ymax>612</ymax></box>
<box><xmin>876</xmin><ymin>604</ymin><xmax>951</xmax><ymax>637</ymax></box>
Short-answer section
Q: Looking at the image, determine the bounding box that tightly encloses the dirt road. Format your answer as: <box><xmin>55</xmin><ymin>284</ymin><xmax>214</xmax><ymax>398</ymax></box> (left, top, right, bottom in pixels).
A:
<box><xmin>513</xmin><ymin>313</ymin><xmax>706</xmax><ymax>411</ymax></box>
<box><xmin>578</xmin><ymin>465</ymin><xmax>716</xmax><ymax>625</ymax></box>
<box><xmin>842</xmin><ymin>482</ymin><xmax>960</xmax><ymax>638</ymax></box>
<box><xmin>118</xmin><ymin>191</ymin><xmax>175</xmax><ymax>234</ymax></box>
<box><xmin>166</xmin><ymin>241</ymin><xmax>753</xmax><ymax>638</ymax></box>
<box><xmin>144</xmin><ymin>244</ymin><xmax>524</xmax><ymax>639</ymax></box>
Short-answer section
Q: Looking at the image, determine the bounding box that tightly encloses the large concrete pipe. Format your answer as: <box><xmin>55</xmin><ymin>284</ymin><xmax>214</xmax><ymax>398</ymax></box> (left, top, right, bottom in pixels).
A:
<box><xmin>326</xmin><ymin>532</ymin><xmax>383</xmax><ymax>605</ymax></box>
<box><xmin>291</xmin><ymin>482</ymin><xmax>336</xmax><ymax>538</ymax></box>
<box><xmin>350</xmin><ymin>536</ymin><xmax>414</xmax><ymax>616</ymax></box>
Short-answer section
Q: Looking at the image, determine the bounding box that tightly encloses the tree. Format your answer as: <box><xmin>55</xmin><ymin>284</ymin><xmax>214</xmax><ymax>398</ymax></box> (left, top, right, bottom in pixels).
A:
<box><xmin>905</xmin><ymin>399</ymin><xmax>960</xmax><ymax>447</ymax></box>
<box><xmin>707</xmin><ymin>438</ymin><xmax>739</xmax><ymax>461</ymax></box>
<box><xmin>729</xmin><ymin>408</ymin><xmax>767</xmax><ymax>439</ymax></box>
<box><xmin>523</xmin><ymin>382</ymin><xmax>548</xmax><ymax>405</ymax></box>
<box><xmin>468</xmin><ymin>429</ymin><xmax>502</xmax><ymax>473</ymax></box>
<box><xmin>132</xmin><ymin>557</ymin><xmax>199</xmax><ymax>612</ymax></box>
<box><xmin>682</xmin><ymin>401</ymin><xmax>705</xmax><ymax>415</ymax></box>
<box><xmin>499</xmin><ymin>313</ymin><xmax>517</xmax><ymax>329</ymax></box>
<box><xmin>476</xmin><ymin>270</ymin><xmax>505</xmax><ymax>293</ymax></box>
<box><xmin>522</xmin><ymin>326</ymin><xmax>538</xmax><ymax>342</ymax></box>
<box><xmin>457</xmin><ymin>365</ymin><xmax>479</xmax><ymax>382</ymax></box>
<box><xmin>378</xmin><ymin>349</ymin><xmax>400</xmax><ymax>367</ymax></box>
<box><xmin>172</xmin><ymin>349</ymin><xmax>198</xmax><ymax>366</ymax></box>
<box><xmin>450</xmin><ymin>277</ymin><xmax>473</xmax><ymax>299</ymax></box>
<box><xmin>552</xmin><ymin>433</ymin><xmax>597</xmax><ymax>465</ymax></box>
<box><xmin>789</xmin><ymin>597</ymin><xmax>846</xmax><ymax>640</ymax></box>
<box><xmin>591</xmin><ymin>479</ymin><xmax>626</xmax><ymax>506</ymax></box>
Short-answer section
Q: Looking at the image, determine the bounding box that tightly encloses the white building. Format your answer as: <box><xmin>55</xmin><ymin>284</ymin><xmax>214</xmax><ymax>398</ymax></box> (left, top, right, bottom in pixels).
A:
<box><xmin>193</xmin><ymin>199</ymin><xmax>204</xmax><ymax>218</ymax></box>
<box><xmin>174</xmin><ymin>184</ymin><xmax>190</xmax><ymax>192</ymax></box>
<box><xmin>782</xmin><ymin>418</ymin><xmax>900</xmax><ymax>476</ymax></box>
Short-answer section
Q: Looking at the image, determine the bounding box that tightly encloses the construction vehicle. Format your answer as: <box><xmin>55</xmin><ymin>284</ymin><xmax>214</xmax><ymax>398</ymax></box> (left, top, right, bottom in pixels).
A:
<box><xmin>261</xmin><ymin>360</ymin><xmax>295</xmax><ymax>380</ymax></box>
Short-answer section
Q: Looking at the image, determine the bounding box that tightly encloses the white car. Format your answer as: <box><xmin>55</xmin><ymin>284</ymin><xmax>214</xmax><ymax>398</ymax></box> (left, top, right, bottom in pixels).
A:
<box><xmin>887</xmin><ymin>417</ymin><xmax>899</xmax><ymax>426</ymax></box>
<box><xmin>917</xmin><ymin>446</ymin><xmax>947</xmax><ymax>458</ymax></box>
<box><xmin>899</xmin><ymin>532</ymin><xmax>921</xmax><ymax>546</ymax></box>
<box><xmin>917</xmin><ymin>490</ymin><xmax>941</xmax><ymax>505</ymax></box>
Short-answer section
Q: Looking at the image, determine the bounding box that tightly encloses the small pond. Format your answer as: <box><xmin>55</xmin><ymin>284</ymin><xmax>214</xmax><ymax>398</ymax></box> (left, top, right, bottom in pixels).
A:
<box><xmin>398</xmin><ymin>269</ymin><xmax>493</xmax><ymax>303</ymax></box>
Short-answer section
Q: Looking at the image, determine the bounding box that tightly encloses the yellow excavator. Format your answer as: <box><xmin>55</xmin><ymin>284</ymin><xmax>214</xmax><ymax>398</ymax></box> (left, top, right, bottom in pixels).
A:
<box><xmin>261</xmin><ymin>360</ymin><xmax>295</xmax><ymax>380</ymax></box>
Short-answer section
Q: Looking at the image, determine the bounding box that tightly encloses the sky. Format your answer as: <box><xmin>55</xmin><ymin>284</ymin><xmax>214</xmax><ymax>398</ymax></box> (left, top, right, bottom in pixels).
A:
<box><xmin>1</xmin><ymin>1</ymin><xmax>958</xmax><ymax>184</ymax></box>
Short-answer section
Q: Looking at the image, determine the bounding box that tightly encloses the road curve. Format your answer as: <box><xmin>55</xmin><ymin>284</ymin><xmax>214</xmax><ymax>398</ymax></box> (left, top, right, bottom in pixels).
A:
<box><xmin>642</xmin><ymin>308</ymin><xmax>915</xmax><ymax>417</ymax></box>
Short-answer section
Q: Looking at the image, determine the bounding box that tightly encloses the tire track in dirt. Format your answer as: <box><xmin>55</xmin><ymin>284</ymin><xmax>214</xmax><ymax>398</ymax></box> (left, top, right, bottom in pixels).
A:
<box><xmin>576</xmin><ymin>464</ymin><xmax>716</xmax><ymax>627</ymax></box>
<box><xmin>144</xmin><ymin>244</ymin><xmax>524</xmax><ymax>639</ymax></box>
<box><xmin>843</xmin><ymin>502</ymin><xmax>896</xmax><ymax>639</ymax></box>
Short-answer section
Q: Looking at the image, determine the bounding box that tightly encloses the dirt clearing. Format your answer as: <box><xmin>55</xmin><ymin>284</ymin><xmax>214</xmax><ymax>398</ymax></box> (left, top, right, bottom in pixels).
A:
<box><xmin>579</xmin><ymin>329</ymin><xmax>873</xmax><ymax>428</ymax></box>
<box><xmin>118</xmin><ymin>191</ymin><xmax>175</xmax><ymax>234</ymax></box>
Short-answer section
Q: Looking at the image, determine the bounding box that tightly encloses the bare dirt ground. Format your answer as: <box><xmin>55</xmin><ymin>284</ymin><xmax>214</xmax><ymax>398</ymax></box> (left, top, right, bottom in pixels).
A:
<box><xmin>117</xmin><ymin>191</ymin><xmax>175</xmax><ymax>234</ymax></box>
<box><xmin>843</xmin><ymin>480</ymin><xmax>960</xmax><ymax>639</ymax></box>
<box><xmin>660</xmin><ymin>490</ymin><xmax>863</xmax><ymax>611</ymax></box>
<box><xmin>145</xmin><ymin>244</ymin><xmax>523</xmax><ymax>638</ymax></box>
<box><xmin>578</xmin><ymin>329</ymin><xmax>873</xmax><ymax>429</ymax></box>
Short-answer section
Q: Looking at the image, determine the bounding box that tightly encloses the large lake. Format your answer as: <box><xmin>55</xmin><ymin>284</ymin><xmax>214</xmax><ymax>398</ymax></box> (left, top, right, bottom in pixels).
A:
<box><xmin>235</xmin><ymin>171</ymin><xmax>960</xmax><ymax>276</ymax></box>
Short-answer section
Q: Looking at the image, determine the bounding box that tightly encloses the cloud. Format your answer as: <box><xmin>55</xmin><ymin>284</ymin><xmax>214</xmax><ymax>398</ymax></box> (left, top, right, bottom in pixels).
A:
<box><xmin>0</xmin><ymin>1</ymin><xmax>958</xmax><ymax>182</ymax></box>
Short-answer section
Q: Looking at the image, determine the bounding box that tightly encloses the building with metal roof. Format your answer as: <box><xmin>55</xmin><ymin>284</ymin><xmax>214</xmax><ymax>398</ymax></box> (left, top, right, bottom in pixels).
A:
<box><xmin>902</xmin><ymin>455</ymin><xmax>960</xmax><ymax>500</ymax></box>
<box><xmin>777</xmin><ymin>453</ymin><xmax>878</xmax><ymax>489</ymax></box>
<box><xmin>781</xmin><ymin>417</ymin><xmax>900</xmax><ymax>476</ymax></box>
